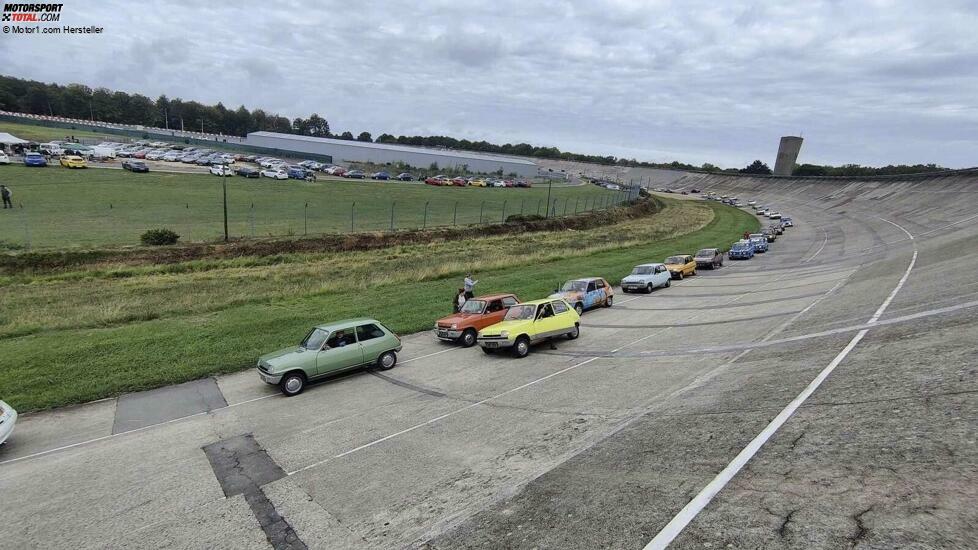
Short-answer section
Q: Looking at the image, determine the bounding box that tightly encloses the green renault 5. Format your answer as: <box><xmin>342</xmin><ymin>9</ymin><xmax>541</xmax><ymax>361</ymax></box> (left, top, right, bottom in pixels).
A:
<box><xmin>257</xmin><ymin>318</ymin><xmax>402</xmax><ymax>396</ymax></box>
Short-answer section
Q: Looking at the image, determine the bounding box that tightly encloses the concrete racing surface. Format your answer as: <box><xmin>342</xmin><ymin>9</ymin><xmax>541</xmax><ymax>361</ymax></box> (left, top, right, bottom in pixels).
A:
<box><xmin>1</xmin><ymin>170</ymin><xmax>977</xmax><ymax>549</ymax></box>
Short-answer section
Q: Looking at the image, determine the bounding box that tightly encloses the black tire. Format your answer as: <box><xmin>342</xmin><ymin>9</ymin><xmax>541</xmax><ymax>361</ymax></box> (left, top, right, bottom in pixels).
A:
<box><xmin>481</xmin><ymin>346</ymin><xmax>496</xmax><ymax>355</ymax></box>
<box><xmin>513</xmin><ymin>336</ymin><xmax>531</xmax><ymax>358</ymax></box>
<box><xmin>691</xmin><ymin>269</ymin><xmax>697</xmax><ymax>276</ymax></box>
<box><xmin>677</xmin><ymin>271</ymin><xmax>684</xmax><ymax>280</ymax></box>
<box><xmin>605</xmin><ymin>295</ymin><xmax>613</xmax><ymax>307</ymax></box>
<box><xmin>460</xmin><ymin>328</ymin><xmax>477</xmax><ymax>348</ymax></box>
<box><xmin>646</xmin><ymin>283</ymin><xmax>654</xmax><ymax>294</ymax></box>
<box><xmin>566</xmin><ymin>324</ymin><xmax>580</xmax><ymax>340</ymax></box>
<box><xmin>279</xmin><ymin>372</ymin><xmax>306</xmax><ymax>397</ymax></box>
<box><xmin>376</xmin><ymin>350</ymin><xmax>397</xmax><ymax>371</ymax></box>
<box><xmin>622</xmin><ymin>288</ymin><xmax>630</xmax><ymax>294</ymax></box>
<box><xmin>574</xmin><ymin>303</ymin><xmax>584</xmax><ymax>316</ymax></box>
<box><xmin>665</xmin><ymin>279</ymin><xmax>671</xmax><ymax>288</ymax></box>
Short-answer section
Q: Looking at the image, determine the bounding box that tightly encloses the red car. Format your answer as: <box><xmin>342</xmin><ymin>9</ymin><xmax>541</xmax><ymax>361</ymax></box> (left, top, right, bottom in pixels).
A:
<box><xmin>451</xmin><ymin>177</ymin><xmax>467</xmax><ymax>187</ymax></box>
<box><xmin>425</xmin><ymin>175</ymin><xmax>448</xmax><ymax>186</ymax></box>
<box><xmin>435</xmin><ymin>293</ymin><xmax>520</xmax><ymax>347</ymax></box>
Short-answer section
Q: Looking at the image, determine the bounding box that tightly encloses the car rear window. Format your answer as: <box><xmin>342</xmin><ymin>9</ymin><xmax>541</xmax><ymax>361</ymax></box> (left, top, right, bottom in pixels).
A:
<box><xmin>356</xmin><ymin>324</ymin><xmax>386</xmax><ymax>342</ymax></box>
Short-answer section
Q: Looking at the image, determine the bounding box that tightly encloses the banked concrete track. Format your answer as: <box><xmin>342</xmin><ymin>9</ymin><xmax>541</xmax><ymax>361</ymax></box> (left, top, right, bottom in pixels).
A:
<box><xmin>1</xmin><ymin>170</ymin><xmax>977</xmax><ymax>549</ymax></box>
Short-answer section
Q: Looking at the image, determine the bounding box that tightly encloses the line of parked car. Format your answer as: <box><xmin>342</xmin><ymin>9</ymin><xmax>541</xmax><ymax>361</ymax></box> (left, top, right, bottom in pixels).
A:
<box><xmin>424</xmin><ymin>175</ymin><xmax>532</xmax><ymax>188</ymax></box>
<box><xmin>254</xmin><ymin>207</ymin><xmax>792</xmax><ymax>397</ymax></box>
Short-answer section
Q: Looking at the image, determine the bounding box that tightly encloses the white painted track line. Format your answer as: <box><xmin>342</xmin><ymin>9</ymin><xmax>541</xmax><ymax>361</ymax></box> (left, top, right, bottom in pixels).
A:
<box><xmin>644</xmin><ymin>219</ymin><xmax>917</xmax><ymax>549</ymax></box>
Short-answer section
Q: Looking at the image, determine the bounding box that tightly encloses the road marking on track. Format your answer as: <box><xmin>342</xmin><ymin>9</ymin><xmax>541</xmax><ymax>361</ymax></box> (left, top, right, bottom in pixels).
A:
<box><xmin>801</xmin><ymin>224</ymin><xmax>829</xmax><ymax>263</ymax></box>
<box><xmin>644</xmin><ymin>221</ymin><xmax>917</xmax><ymax>550</ymax></box>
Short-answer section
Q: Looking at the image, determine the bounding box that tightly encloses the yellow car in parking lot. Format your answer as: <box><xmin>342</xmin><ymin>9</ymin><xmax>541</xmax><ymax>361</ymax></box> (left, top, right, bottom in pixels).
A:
<box><xmin>478</xmin><ymin>298</ymin><xmax>580</xmax><ymax>357</ymax></box>
<box><xmin>59</xmin><ymin>155</ymin><xmax>87</xmax><ymax>169</ymax></box>
<box><xmin>469</xmin><ymin>178</ymin><xmax>488</xmax><ymax>187</ymax></box>
<box><xmin>664</xmin><ymin>254</ymin><xmax>697</xmax><ymax>279</ymax></box>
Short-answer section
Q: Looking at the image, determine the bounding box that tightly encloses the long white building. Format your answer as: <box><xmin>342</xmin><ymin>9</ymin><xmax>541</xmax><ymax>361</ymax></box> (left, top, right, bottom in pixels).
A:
<box><xmin>244</xmin><ymin>131</ymin><xmax>538</xmax><ymax>177</ymax></box>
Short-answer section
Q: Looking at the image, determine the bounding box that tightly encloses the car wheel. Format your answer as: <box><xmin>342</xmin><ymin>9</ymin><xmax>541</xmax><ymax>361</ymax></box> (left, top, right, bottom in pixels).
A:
<box><xmin>691</xmin><ymin>269</ymin><xmax>697</xmax><ymax>276</ymax></box>
<box><xmin>460</xmin><ymin>328</ymin><xmax>477</xmax><ymax>348</ymax></box>
<box><xmin>677</xmin><ymin>272</ymin><xmax>684</xmax><ymax>280</ymax></box>
<box><xmin>574</xmin><ymin>303</ymin><xmax>584</xmax><ymax>316</ymax></box>
<box><xmin>566</xmin><ymin>324</ymin><xmax>580</xmax><ymax>340</ymax></box>
<box><xmin>665</xmin><ymin>278</ymin><xmax>671</xmax><ymax>288</ymax></box>
<box><xmin>376</xmin><ymin>350</ymin><xmax>397</xmax><ymax>370</ymax></box>
<box><xmin>279</xmin><ymin>372</ymin><xmax>306</xmax><ymax>397</ymax></box>
<box><xmin>605</xmin><ymin>295</ymin><xmax>613</xmax><ymax>307</ymax></box>
<box><xmin>646</xmin><ymin>283</ymin><xmax>654</xmax><ymax>293</ymax></box>
<box><xmin>513</xmin><ymin>336</ymin><xmax>531</xmax><ymax>358</ymax></box>
<box><xmin>481</xmin><ymin>346</ymin><xmax>496</xmax><ymax>355</ymax></box>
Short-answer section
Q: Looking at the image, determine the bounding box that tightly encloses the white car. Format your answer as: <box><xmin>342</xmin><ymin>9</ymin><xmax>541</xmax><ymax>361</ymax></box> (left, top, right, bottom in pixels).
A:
<box><xmin>0</xmin><ymin>151</ymin><xmax>9</xmax><ymax>164</ymax></box>
<box><xmin>620</xmin><ymin>262</ymin><xmax>672</xmax><ymax>293</ymax></box>
<box><xmin>210</xmin><ymin>164</ymin><xmax>234</xmax><ymax>176</ymax></box>
<box><xmin>145</xmin><ymin>150</ymin><xmax>166</xmax><ymax>161</ymax></box>
<box><xmin>768</xmin><ymin>212</ymin><xmax>782</xmax><ymax>219</ymax></box>
<box><xmin>259</xmin><ymin>158</ymin><xmax>283</xmax><ymax>168</ymax></box>
<box><xmin>747</xmin><ymin>200</ymin><xmax>756</xmax><ymax>206</ymax></box>
<box><xmin>261</xmin><ymin>168</ymin><xmax>288</xmax><ymax>180</ymax></box>
<box><xmin>0</xmin><ymin>399</ymin><xmax>17</xmax><ymax>446</ymax></box>
<box><xmin>162</xmin><ymin>151</ymin><xmax>182</xmax><ymax>161</ymax></box>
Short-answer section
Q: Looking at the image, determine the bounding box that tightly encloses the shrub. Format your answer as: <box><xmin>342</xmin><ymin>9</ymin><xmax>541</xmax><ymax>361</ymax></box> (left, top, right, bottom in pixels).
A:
<box><xmin>140</xmin><ymin>228</ymin><xmax>180</xmax><ymax>246</ymax></box>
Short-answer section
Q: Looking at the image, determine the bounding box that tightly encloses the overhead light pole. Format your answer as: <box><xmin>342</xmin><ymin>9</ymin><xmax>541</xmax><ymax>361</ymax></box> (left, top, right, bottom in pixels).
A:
<box><xmin>222</xmin><ymin>165</ymin><xmax>229</xmax><ymax>242</ymax></box>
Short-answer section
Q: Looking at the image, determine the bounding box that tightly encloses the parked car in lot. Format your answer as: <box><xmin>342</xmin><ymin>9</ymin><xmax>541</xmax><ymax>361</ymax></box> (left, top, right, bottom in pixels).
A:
<box><xmin>257</xmin><ymin>319</ymin><xmax>403</xmax><ymax>396</ymax></box>
<box><xmin>395</xmin><ymin>172</ymin><xmax>413</xmax><ymax>181</ymax></box>
<box><xmin>664</xmin><ymin>254</ymin><xmax>697</xmax><ymax>279</ymax></box>
<box><xmin>728</xmin><ymin>240</ymin><xmax>755</xmax><ymax>260</ymax></box>
<box><xmin>549</xmin><ymin>277</ymin><xmax>614</xmax><ymax>315</ymax></box>
<box><xmin>0</xmin><ymin>399</ymin><xmax>17</xmax><ymax>446</ymax></box>
<box><xmin>435</xmin><ymin>293</ymin><xmax>520</xmax><ymax>347</ymax></box>
<box><xmin>694</xmin><ymin>248</ymin><xmax>724</xmax><ymax>269</ymax></box>
<box><xmin>287</xmin><ymin>166</ymin><xmax>308</xmax><ymax>179</ymax></box>
<box><xmin>621</xmin><ymin>263</ymin><xmax>672</xmax><ymax>293</ymax></box>
<box><xmin>344</xmin><ymin>170</ymin><xmax>366</xmax><ymax>179</ymax></box>
<box><xmin>59</xmin><ymin>155</ymin><xmax>87</xmax><ymax>168</ymax></box>
<box><xmin>209</xmin><ymin>164</ymin><xmax>234</xmax><ymax>176</ymax></box>
<box><xmin>749</xmin><ymin>234</ymin><xmax>769</xmax><ymax>252</ymax></box>
<box><xmin>425</xmin><ymin>175</ymin><xmax>449</xmax><ymax>186</ymax></box>
<box><xmin>122</xmin><ymin>160</ymin><xmax>149</xmax><ymax>172</ymax></box>
<box><xmin>163</xmin><ymin>151</ymin><xmax>182</xmax><ymax>161</ymax></box>
<box><xmin>261</xmin><ymin>168</ymin><xmax>289</xmax><ymax>180</ymax></box>
<box><xmin>236</xmin><ymin>166</ymin><xmax>260</xmax><ymax>178</ymax></box>
<box><xmin>477</xmin><ymin>299</ymin><xmax>580</xmax><ymax>358</ymax></box>
<box><xmin>24</xmin><ymin>152</ymin><xmax>47</xmax><ymax>167</ymax></box>
<box><xmin>372</xmin><ymin>171</ymin><xmax>390</xmax><ymax>180</ymax></box>
<box><xmin>469</xmin><ymin>178</ymin><xmax>487</xmax><ymax>187</ymax></box>
<box><xmin>514</xmin><ymin>180</ymin><xmax>532</xmax><ymax>188</ymax></box>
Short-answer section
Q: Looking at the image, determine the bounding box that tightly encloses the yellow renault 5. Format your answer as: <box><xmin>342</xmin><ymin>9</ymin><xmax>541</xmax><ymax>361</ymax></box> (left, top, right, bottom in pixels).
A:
<box><xmin>477</xmin><ymin>298</ymin><xmax>580</xmax><ymax>358</ymax></box>
<box><xmin>664</xmin><ymin>254</ymin><xmax>697</xmax><ymax>279</ymax></box>
<box><xmin>59</xmin><ymin>155</ymin><xmax>87</xmax><ymax>169</ymax></box>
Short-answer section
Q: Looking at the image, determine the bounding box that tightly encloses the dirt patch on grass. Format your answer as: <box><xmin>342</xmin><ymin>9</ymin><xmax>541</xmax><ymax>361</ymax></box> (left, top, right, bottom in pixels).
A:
<box><xmin>1</xmin><ymin>196</ymin><xmax>662</xmax><ymax>273</ymax></box>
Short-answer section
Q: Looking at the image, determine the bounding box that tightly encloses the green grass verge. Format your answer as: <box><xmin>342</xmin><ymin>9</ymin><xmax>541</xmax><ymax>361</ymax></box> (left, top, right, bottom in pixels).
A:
<box><xmin>0</xmin><ymin>165</ymin><xmax>618</xmax><ymax>249</ymax></box>
<box><xmin>0</xmin><ymin>119</ymin><xmax>124</xmax><ymax>143</ymax></box>
<box><xmin>0</xmin><ymin>199</ymin><xmax>758</xmax><ymax>411</ymax></box>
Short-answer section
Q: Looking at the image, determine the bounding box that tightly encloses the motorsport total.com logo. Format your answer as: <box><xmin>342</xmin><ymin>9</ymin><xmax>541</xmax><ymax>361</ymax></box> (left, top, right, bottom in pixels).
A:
<box><xmin>2</xmin><ymin>3</ymin><xmax>63</xmax><ymax>21</ymax></box>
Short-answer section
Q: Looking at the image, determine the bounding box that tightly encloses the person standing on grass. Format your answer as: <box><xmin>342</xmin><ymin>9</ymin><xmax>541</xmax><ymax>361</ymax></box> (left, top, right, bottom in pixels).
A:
<box><xmin>454</xmin><ymin>288</ymin><xmax>466</xmax><ymax>313</ymax></box>
<box><xmin>1</xmin><ymin>185</ymin><xmax>11</xmax><ymax>209</ymax></box>
<box><xmin>463</xmin><ymin>273</ymin><xmax>478</xmax><ymax>300</ymax></box>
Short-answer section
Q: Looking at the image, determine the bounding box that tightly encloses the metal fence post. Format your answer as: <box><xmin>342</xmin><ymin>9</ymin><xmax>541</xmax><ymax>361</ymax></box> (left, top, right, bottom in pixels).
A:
<box><xmin>536</xmin><ymin>199</ymin><xmax>541</xmax><ymax>216</ymax></box>
<box><xmin>21</xmin><ymin>207</ymin><xmax>31</xmax><ymax>251</ymax></box>
<box><xmin>390</xmin><ymin>201</ymin><xmax>395</xmax><ymax>231</ymax></box>
<box><xmin>351</xmin><ymin>202</ymin><xmax>356</xmax><ymax>232</ymax></box>
<box><xmin>551</xmin><ymin>198</ymin><xmax>557</xmax><ymax>217</ymax></box>
<box><xmin>423</xmin><ymin>201</ymin><xmax>429</xmax><ymax>229</ymax></box>
<box><xmin>303</xmin><ymin>202</ymin><xmax>308</xmax><ymax>235</ymax></box>
<box><xmin>575</xmin><ymin>198</ymin><xmax>579</xmax><ymax>213</ymax></box>
<box><xmin>563</xmin><ymin>199</ymin><xmax>568</xmax><ymax>216</ymax></box>
<box><xmin>250</xmin><ymin>203</ymin><xmax>255</xmax><ymax>236</ymax></box>
<box><xmin>479</xmin><ymin>201</ymin><xmax>485</xmax><ymax>224</ymax></box>
<box><xmin>501</xmin><ymin>199</ymin><xmax>507</xmax><ymax>223</ymax></box>
<box><xmin>520</xmin><ymin>199</ymin><xmax>524</xmax><ymax>215</ymax></box>
<box><xmin>453</xmin><ymin>201</ymin><xmax>458</xmax><ymax>226</ymax></box>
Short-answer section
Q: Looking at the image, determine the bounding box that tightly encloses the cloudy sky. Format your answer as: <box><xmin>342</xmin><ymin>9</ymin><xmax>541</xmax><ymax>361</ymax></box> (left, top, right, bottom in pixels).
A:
<box><xmin>3</xmin><ymin>0</ymin><xmax>977</xmax><ymax>168</ymax></box>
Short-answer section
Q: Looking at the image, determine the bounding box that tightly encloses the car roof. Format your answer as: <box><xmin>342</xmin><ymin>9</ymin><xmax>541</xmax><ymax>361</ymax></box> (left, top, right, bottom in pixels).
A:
<box><xmin>521</xmin><ymin>298</ymin><xmax>568</xmax><ymax>306</ymax></box>
<box><xmin>472</xmin><ymin>293</ymin><xmax>516</xmax><ymax>301</ymax></box>
<box><xmin>314</xmin><ymin>318</ymin><xmax>380</xmax><ymax>331</ymax></box>
<box><xmin>634</xmin><ymin>262</ymin><xmax>665</xmax><ymax>267</ymax></box>
<box><xmin>568</xmin><ymin>277</ymin><xmax>604</xmax><ymax>282</ymax></box>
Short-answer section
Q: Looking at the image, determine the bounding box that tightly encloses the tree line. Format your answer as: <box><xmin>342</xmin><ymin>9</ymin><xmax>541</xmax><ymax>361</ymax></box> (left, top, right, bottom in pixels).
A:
<box><xmin>0</xmin><ymin>75</ymin><xmax>952</xmax><ymax>176</ymax></box>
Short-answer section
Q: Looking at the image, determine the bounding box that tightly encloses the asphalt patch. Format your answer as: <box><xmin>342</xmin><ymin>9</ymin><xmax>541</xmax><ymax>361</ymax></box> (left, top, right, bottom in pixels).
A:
<box><xmin>112</xmin><ymin>378</ymin><xmax>227</xmax><ymax>434</ymax></box>
<box><xmin>203</xmin><ymin>434</ymin><xmax>307</xmax><ymax>550</ymax></box>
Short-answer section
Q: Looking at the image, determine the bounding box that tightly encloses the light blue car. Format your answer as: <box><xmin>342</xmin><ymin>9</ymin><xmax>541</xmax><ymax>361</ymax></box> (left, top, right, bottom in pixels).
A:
<box><xmin>749</xmin><ymin>234</ymin><xmax>769</xmax><ymax>253</ymax></box>
<box><xmin>621</xmin><ymin>263</ymin><xmax>672</xmax><ymax>293</ymax></box>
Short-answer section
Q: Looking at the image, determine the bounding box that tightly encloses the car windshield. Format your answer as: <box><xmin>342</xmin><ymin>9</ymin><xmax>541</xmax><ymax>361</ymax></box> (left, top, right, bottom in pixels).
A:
<box><xmin>299</xmin><ymin>328</ymin><xmax>329</xmax><ymax>350</ymax></box>
<box><xmin>631</xmin><ymin>266</ymin><xmax>655</xmax><ymax>275</ymax></box>
<box><xmin>732</xmin><ymin>244</ymin><xmax>748</xmax><ymax>251</ymax></box>
<box><xmin>504</xmin><ymin>304</ymin><xmax>537</xmax><ymax>321</ymax></box>
<box><xmin>460</xmin><ymin>300</ymin><xmax>486</xmax><ymax>314</ymax></box>
<box><xmin>695</xmin><ymin>249</ymin><xmax>713</xmax><ymax>257</ymax></box>
<box><xmin>665</xmin><ymin>256</ymin><xmax>686</xmax><ymax>264</ymax></box>
<box><xmin>560</xmin><ymin>280</ymin><xmax>587</xmax><ymax>292</ymax></box>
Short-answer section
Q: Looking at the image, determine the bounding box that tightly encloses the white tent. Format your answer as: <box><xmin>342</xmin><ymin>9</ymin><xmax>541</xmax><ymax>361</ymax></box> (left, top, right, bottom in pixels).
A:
<box><xmin>0</xmin><ymin>132</ymin><xmax>28</xmax><ymax>145</ymax></box>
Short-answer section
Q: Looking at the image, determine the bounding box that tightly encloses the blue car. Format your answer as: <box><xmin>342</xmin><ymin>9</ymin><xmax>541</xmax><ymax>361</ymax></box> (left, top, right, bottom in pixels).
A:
<box><xmin>748</xmin><ymin>235</ymin><xmax>769</xmax><ymax>253</ymax></box>
<box><xmin>24</xmin><ymin>152</ymin><xmax>47</xmax><ymax>167</ymax></box>
<box><xmin>372</xmin><ymin>171</ymin><xmax>390</xmax><ymax>180</ymax></box>
<box><xmin>728</xmin><ymin>240</ymin><xmax>755</xmax><ymax>260</ymax></box>
<box><xmin>287</xmin><ymin>166</ymin><xmax>308</xmax><ymax>179</ymax></box>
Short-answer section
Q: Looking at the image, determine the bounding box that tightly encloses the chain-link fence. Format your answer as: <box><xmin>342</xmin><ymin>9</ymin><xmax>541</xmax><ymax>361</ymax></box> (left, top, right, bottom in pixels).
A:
<box><xmin>0</xmin><ymin>184</ymin><xmax>643</xmax><ymax>250</ymax></box>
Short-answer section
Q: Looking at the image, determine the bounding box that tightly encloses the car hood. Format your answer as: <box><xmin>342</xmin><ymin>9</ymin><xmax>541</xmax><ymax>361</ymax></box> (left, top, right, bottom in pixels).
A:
<box><xmin>664</xmin><ymin>263</ymin><xmax>686</xmax><ymax>270</ymax></box>
<box><xmin>480</xmin><ymin>319</ymin><xmax>532</xmax><ymax>336</ymax></box>
<box><xmin>259</xmin><ymin>345</ymin><xmax>309</xmax><ymax>369</ymax></box>
<box><xmin>436</xmin><ymin>312</ymin><xmax>485</xmax><ymax>326</ymax></box>
<box><xmin>621</xmin><ymin>275</ymin><xmax>652</xmax><ymax>284</ymax></box>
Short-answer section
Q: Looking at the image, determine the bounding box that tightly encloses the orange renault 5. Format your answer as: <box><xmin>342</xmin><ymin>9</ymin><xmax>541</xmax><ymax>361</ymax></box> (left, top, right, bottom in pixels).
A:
<box><xmin>435</xmin><ymin>293</ymin><xmax>520</xmax><ymax>347</ymax></box>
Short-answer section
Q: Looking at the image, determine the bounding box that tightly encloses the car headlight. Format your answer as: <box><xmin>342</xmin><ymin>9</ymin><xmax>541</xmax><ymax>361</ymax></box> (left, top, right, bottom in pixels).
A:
<box><xmin>450</xmin><ymin>324</ymin><xmax>458</xmax><ymax>330</ymax></box>
<box><xmin>500</xmin><ymin>330</ymin><xmax>509</xmax><ymax>338</ymax></box>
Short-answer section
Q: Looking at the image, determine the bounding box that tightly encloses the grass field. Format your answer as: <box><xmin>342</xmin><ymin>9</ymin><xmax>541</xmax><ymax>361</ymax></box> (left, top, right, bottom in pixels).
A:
<box><xmin>0</xmin><ymin>197</ymin><xmax>759</xmax><ymax>411</ymax></box>
<box><xmin>0</xmin><ymin>165</ymin><xmax>621</xmax><ymax>249</ymax></box>
<box><xmin>0</xmin><ymin>119</ymin><xmax>123</xmax><ymax>143</ymax></box>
